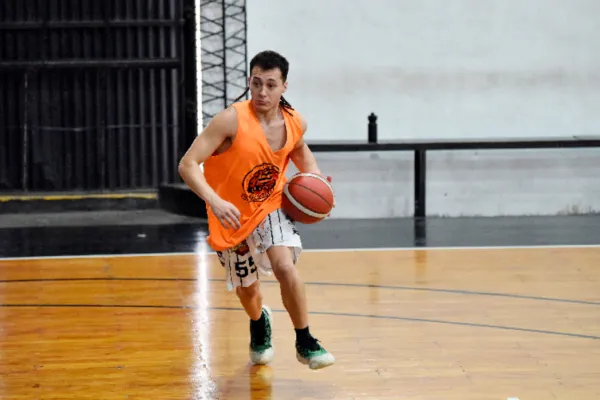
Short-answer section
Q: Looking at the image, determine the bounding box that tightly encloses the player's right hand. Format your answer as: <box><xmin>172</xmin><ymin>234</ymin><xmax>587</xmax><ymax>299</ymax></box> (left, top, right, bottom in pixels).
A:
<box><xmin>210</xmin><ymin>198</ymin><xmax>241</xmax><ymax>230</ymax></box>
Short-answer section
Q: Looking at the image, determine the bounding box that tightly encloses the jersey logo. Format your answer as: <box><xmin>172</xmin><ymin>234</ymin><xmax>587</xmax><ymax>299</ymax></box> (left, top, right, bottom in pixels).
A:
<box><xmin>241</xmin><ymin>163</ymin><xmax>280</xmax><ymax>202</ymax></box>
<box><xmin>232</xmin><ymin>240</ymin><xmax>250</xmax><ymax>256</ymax></box>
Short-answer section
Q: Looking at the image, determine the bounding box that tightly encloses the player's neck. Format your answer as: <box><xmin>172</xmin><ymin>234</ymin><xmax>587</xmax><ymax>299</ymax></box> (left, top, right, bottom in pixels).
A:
<box><xmin>251</xmin><ymin>102</ymin><xmax>281</xmax><ymax>125</ymax></box>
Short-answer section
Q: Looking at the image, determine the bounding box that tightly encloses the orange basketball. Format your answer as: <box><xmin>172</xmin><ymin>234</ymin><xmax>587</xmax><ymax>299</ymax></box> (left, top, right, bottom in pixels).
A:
<box><xmin>282</xmin><ymin>173</ymin><xmax>335</xmax><ymax>224</ymax></box>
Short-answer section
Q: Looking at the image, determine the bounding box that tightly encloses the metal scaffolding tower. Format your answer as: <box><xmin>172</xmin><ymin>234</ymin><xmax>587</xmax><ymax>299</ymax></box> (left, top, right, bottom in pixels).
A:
<box><xmin>200</xmin><ymin>0</ymin><xmax>248</xmax><ymax>127</ymax></box>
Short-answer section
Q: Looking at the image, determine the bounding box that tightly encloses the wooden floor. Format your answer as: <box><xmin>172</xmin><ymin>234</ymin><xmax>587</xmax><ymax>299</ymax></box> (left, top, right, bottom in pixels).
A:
<box><xmin>1</xmin><ymin>246</ymin><xmax>599</xmax><ymax>399</ymax></box>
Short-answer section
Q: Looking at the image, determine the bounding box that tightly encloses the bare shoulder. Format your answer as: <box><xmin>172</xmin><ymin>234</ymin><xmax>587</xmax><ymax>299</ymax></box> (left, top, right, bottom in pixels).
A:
<box><xmin>179</xmin><ymin>106</ymin><xmax>238</xmax><ymax>164</ymax></box>
<box><xmin>208</xmin><ymin>106</ymin><xmax>239</xmax><ymax>137</ymax></box>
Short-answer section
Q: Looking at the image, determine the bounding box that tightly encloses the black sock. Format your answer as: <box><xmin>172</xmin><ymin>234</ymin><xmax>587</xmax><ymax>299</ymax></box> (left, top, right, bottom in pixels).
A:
<box><xmin>295</xmin><ymin>326</ymin><xmax>312</xmax><ymax>344</ymax></box>
<box><xmin>250</xmin><ymin>311</ymin><xmax>266</xmax><ymax>342</ymax></box>
<box><xmin>250</xmin><ymin>310</ymin><xmax>265</xmax><ymax>326</ymax></box>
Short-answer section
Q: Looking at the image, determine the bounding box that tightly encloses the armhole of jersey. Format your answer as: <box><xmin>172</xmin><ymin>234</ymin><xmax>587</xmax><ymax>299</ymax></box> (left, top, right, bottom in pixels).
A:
<box><xmin>209</xmin><ymin>105</ymin><xmax>241</xmax><ymax>158</ymax></box>
<box><xmin>294</xmin><ymin>110</ymin><xmax>306</xmax><ymax>143</ymax></box>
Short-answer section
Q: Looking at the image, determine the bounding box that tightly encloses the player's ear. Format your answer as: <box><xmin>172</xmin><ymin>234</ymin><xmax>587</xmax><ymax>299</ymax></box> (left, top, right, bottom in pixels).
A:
<box><xmin>283</xmin><ymin>80</ymin><xmax>288</xmax><ymax>93</ymax></box>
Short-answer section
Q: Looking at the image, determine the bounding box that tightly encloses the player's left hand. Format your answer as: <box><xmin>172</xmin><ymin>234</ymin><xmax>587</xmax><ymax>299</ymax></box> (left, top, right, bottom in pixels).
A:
<box><xmin>323</xmin><ymin>174</ymin><xmax>335</xmax><ymax>215</ymax></box>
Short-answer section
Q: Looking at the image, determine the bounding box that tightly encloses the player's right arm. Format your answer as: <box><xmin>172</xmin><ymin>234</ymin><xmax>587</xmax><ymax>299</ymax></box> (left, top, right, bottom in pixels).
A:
<box><xmin>178</xmin><ymin>107</ymin><xmax>241</xmax><ymax>230</ymax></box>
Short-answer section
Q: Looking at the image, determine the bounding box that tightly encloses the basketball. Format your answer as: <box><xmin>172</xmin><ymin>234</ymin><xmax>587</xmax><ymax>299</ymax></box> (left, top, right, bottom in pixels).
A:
<box><xmin>282</xmin><ymin>173</ymin><xmax>335</xmax><ymax>224</ymax></box>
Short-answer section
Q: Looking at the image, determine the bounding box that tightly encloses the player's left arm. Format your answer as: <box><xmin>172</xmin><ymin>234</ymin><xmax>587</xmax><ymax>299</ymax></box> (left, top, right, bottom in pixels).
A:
<box><xmin>289</xmin><ymin>114</ymin><xmax>335</xmax><ymax>212</ymax></box>
<box><xmin>289</xmin><ymin>114</ymin><xmax>321</xmax><ymax>175</ymax></box>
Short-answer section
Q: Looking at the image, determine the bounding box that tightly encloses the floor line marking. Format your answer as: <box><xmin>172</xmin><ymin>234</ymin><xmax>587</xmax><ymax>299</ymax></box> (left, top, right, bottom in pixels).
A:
<box><xmin>0</xmin><ymin>303</ymin><xmax>597</xmax><ymax>340</ymax></box>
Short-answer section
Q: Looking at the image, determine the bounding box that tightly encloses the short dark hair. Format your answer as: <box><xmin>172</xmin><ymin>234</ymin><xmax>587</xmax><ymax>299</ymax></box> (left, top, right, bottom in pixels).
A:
<box><xmin>233</xmin><ymin>50</ymin><xmax>294</xmax><ymax>114</ymax></box>
<box><xmin>249</xmin><ymin>50</ymin><xmax>289</xmax><ymax>82</ymax></box>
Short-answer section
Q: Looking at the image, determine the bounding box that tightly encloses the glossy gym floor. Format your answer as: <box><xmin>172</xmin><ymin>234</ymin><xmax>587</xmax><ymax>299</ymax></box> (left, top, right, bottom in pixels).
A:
<box><xmin>1</xmin><ymin>211</ymin><xmax>599</xmax><ymax>399</ymax></box>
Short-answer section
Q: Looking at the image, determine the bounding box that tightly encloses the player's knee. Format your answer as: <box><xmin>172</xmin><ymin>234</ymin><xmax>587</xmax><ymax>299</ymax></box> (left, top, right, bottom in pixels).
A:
<box><xmin>236</xmin><ymin>280</ymin><xmax>261</xmax><ymax>300</ymax></box>
<box><xmin>272</xmin><ymin>260</ymin><xmax>297</xmax><ymax>283</ymax></box>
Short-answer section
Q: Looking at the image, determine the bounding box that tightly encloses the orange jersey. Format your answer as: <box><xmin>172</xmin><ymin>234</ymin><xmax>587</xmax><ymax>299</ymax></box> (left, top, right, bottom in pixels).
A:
<box><xmin>202</xmin><ymin>100</ymin><xmax>304</xmax><ymax>251</ymax></box>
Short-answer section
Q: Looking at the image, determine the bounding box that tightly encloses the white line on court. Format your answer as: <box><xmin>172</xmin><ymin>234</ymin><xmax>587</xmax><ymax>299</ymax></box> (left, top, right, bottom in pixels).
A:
<box><xmin>0</xmin><ymin>244</ymin><xmax>599</xmax><ymax>261</ymax></box>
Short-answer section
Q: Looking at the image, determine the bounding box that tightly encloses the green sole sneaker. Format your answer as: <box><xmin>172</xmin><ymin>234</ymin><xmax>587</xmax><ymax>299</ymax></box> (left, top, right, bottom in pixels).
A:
<box><xmin>250</xmin><ymin>305</ymin><xmax>274</xmax><ymax>365</ymax></box>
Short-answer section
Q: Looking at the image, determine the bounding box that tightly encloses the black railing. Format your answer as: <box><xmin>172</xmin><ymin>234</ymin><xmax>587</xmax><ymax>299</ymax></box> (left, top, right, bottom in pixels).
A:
<box><xmin>307</xmin><ymin>113</ymin><xmax>600</xmax><ymax>218</ymax></box>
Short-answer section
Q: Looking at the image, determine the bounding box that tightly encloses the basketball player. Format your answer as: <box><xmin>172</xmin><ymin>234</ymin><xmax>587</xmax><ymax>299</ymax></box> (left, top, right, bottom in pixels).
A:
<box><xmin>178</xmin><ymin>50</ymin><xmax>335</xmax><ymax>370</ymax></box>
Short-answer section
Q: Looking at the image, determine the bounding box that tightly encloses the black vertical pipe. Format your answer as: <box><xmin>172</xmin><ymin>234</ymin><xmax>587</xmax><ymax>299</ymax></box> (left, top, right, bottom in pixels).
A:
<box><xmin>108</xmin><ymin>64</ymin><xmax>118</xmax><ymax>190</ymax></box>
<box><xmin>0</xmin><ymin>69</ymin><xmax>5</xmax><ymax>188</ymax></box>
<box><xmin>126</xmin><ymin>0</ymin><xmax>137</xmax><ymax>188</ymax></box>
<box><xmin>414</xmin><ymin>149</ymin><xmax>426</xmax><ymax>218</ymax></box>
<box><xmin>82</xmin><ymin>0</ymin><xmax>95</xmax><ymax>188</ymax></box>
<box><xmin>137</xmin><ymin>0</ymin><xmax>148</xmax><ymax>187</ymax></box>
<box><xmin>71</xmin><ymin>0</ymin><xmax>83</xmax><ymax>189</ymax></box>
<box><xmin>168</xmin><ymin>0</ymin><xmax>180</xmax><ymax>183</ymax></box>
<box><xmin>368</xmin><ymin>112</ymin><xmax>377</xmax><ymax>143</ymax></box>
<box><xmin>413</xmin><ymin>217</ymin><xmax>427</xmax><ymax>247</ymax></box>
<box><xmin>107</xmin><ymin>0</ymin><xmax>119</xmax><ymax>190</ymax></box>
<box><xmin>148</xmin><ymin>0</ymin><xmax>159</xmax><ymax>187</ymax></box>
<box><xmin>158</xmin><ymin>0</ymin><xmax>169</xmax><ymax>185</ymax></box>
<box><xmin>21</xmin><ymin>71</ymin><xmax>30</xmax><ymax>191</ymax></box>
<box><xmin>182</xmin><ymin>0</ymin><xmax>198</xmax><ymax>151</ymax></box>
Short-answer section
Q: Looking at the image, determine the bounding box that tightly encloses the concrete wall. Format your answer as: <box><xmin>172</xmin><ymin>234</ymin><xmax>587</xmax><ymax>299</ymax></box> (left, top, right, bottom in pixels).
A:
<box><xmin>247</xmin><ymin>0</ymin><xmax>600</xmax><ymax>217</ymax></box>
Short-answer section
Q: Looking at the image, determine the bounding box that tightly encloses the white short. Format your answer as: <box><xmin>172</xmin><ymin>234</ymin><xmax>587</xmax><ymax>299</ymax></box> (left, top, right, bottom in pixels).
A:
<box><xmin>214</xmin><ymin>208</ymin><xmax>302</xmax><ymax>291</ymax></box>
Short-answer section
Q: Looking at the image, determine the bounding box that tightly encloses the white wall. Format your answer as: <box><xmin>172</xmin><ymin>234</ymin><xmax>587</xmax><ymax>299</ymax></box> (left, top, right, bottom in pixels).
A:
<box><xmin>247</xmin><ymin>0</ymin><xmax>600</xmax><ymax>217</ymax></box>
<box><xmin>247</xmin><ymin>0</ymin><xmax>600</xmax><ymax>142</ymax></box>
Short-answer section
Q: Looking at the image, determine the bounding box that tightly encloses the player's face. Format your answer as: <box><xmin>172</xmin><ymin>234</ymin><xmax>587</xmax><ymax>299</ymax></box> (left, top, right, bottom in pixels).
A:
<box><xmin>248</xmin><ymin>67</ymin><xmax>287</xmax><ymax>112</ymax></box>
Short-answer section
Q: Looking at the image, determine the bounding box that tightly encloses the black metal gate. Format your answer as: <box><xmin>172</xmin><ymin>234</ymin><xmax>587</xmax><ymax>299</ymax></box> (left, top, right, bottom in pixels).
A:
<box><xmin>0</xmin><ymin>0</ymin><xmax>199</xmax><ymax>192</ymax></box>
